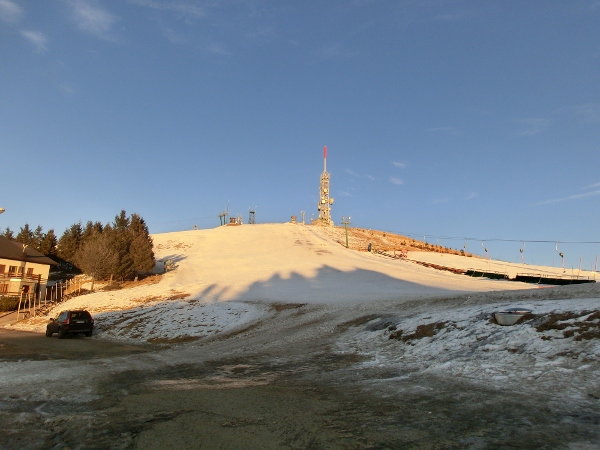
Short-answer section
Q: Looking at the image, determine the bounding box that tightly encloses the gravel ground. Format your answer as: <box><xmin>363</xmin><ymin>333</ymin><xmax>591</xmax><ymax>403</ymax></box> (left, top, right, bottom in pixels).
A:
<box><xmin>1</xmin><ymin>284</ymin><xmax>600</xmax><ymax>449</ymax></box>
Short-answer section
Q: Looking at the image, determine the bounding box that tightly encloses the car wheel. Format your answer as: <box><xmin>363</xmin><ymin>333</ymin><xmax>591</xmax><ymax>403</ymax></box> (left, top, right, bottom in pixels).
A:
<box><xmin>58</xmin><ymin>327</ymin><xmax>66</xmax><ymax>339</ymax></box>
<box><xmin>45</xmin><ymin>329</ymin><xmax>53</xmax><ymax>337</ymax></box>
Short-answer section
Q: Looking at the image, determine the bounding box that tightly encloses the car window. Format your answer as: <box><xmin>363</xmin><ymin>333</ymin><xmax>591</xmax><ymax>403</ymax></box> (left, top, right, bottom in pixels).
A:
<box><xmin>70</xmin><ymin>311</ymin><xmax>91</xmax><ymax>320</ymax></box>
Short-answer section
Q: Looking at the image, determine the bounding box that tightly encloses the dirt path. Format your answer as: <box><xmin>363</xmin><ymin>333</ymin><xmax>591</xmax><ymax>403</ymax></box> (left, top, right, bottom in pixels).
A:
<box><xmin>0</xmin><ymin>328</ymin><xmax>153</xmax><ymax>361</ymax></box>
<box><xmin>2</xmin><ymin>348</ymin><xmax>596</xmax><ymax>449</ymax></box>
<box><xmin>1</xmin><ymin>290</ymin><xmax>599</xmax><ymax>449</ymax></box>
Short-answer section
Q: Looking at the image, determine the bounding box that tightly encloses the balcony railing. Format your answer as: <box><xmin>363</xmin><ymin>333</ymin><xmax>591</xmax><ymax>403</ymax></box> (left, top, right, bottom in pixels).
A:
<box><xmin>0</xmin><ymin>272</ymin><xmax>42</xmax><ymax>282</ymax></box>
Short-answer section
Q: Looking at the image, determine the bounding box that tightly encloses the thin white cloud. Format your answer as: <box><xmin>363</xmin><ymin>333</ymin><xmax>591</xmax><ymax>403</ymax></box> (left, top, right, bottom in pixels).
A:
<box><xmin>466</xmin><ymin>192</ymin><xmax>478</xmax><ymax>200</ymax></box>
<box><xmin>537</xmin><ymin>189</ymin><xmax>600</xmax><ymax>205</ymax></box>
<box><xmin>130</xmin><ymin>1</ymin><xmax>205</xmax><ymax>43</ymax></box>
<box><xmin>588</xmin><ymin>181</ymin><xmax>600</xmax><ymax>188</ymax></box>
<box><xmin>69</xmin><ymin>0</ymin><xmax>118</xmax><ymax>41</ymax></box>
<box><xmin>338</xmin><ymin>191</ymin><xmax>352</xmax><ymax>197</ymax></box>
<box><xmin>245</xmin><ymin>26</ymin><xmax>276</xmax><ymax>42</ymax></box>
<box><xmin>389</xmin><ymin>177</ymin><xmax>404</xmax><ymax>186</ymax></box>
<box><xmin>554</xmin><ymin>104</ymin><xmax>600</xmax><ymax>124</ymax></box>
<box><xmin>129</xmin><ymin>0</ymin><xmax>205</xmax><ymax>18</ymax></box>
<box><xmin>427</xmin><ymin>126</ymin><xmax>459</xmax><ymax>135</ymax></box>
<box><xmin>433</xmin><ymin>11</ymin><xmax>468</xmax><ymax>21</ymax></box>
<box><xmin>392</xmin><ymin>161</ymin><xmax>407</xmax><ymax>169</ymax></box>
<box><xmin>60</xmin><ymin>84</ymin><xmax>76</xmax><ymax>95</ymax></box>
<box><xmin>573</xmin><ymin>104</ymin><xmax>600</xmax><ymax>123</ymax></box>
<box><xmin>0</xmin><ymin>0</ymin><xmax>22</xmax><ymax>23</ymax></box>
<box><xmin>316</xmin><ymin>43</ymin><xmax>354</xmax><ymax>60</ymax></box>
<box><xmin>345</xmin><ymin>169</ymin><xmax>375</xmax><ymax>181</ymax></box>
<box><xmin>208</xmin><ymin>42</ymin><xmax>232</xmax><ymax>56</ymax></box>
<box><xmin>517</xmin><ymin>118</ymin><xmax>550</xmax><ymax>136</ymax></box>
<box><xmin>20</xmin><ymin>29</ymin><xmax>48</xmax><ymax>51</ymax></box>
<box><xmin>162</xmin><ymin>26</ymin><xmax>187</xmax><ymax>44</ymax></box>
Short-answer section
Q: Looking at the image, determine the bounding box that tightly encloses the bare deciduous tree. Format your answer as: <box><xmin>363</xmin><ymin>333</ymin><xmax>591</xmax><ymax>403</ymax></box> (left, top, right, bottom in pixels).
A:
<box><xmin>74</xmin><ymin>234</ymin><xmax>118</xmax><ymax>289</ymax></box>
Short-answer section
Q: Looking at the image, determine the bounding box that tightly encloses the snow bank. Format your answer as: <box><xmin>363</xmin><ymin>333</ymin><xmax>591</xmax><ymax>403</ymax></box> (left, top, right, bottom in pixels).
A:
<box><xmin>335</xmin><ymin>297</ymin><xmax>600</xmax><ymax>397</ymax></box>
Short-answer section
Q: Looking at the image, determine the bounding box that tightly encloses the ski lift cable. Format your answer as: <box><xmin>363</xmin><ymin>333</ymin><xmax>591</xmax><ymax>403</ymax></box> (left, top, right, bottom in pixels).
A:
<box><xmin>395</xmin><ymin>231</ymin><xmax>600</xmax><ymax>245</ymax></box>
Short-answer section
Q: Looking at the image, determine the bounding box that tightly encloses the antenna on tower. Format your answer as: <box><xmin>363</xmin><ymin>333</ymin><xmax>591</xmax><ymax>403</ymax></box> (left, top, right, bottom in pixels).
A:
<box><xmin>317</xmin><ymin>146</ymin><xmax>334</xmax><ymax>226</ymax></box>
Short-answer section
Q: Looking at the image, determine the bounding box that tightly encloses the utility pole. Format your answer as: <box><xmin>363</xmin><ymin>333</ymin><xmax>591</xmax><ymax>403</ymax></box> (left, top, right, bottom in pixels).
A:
<box><xmin>300</xmin><ymin>211</ymin><xmax>305</xmax><ymax>224</ymax></box>
<box><xmin>341</xmin><ymin>216</ymin><xmax>351</xmax><ymax>248</ymax></box>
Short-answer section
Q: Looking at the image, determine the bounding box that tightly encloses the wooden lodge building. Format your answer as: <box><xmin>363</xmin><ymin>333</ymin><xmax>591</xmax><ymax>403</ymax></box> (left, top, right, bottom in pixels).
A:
<box><xmin>0</xmin><ymin>236</ymin><xmax>56</xmax><ymax>300</ymax></box>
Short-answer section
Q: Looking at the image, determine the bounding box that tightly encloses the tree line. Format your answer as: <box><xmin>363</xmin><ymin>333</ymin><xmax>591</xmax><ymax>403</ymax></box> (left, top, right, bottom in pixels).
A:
<box><xmin>2</xmin><ymin>210</ymin><xmax>155</xmax><ymax>282</ymax></box>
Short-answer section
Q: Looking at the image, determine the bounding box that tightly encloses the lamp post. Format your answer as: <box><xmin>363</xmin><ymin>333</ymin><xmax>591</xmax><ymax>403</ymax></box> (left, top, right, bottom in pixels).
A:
<box><xmin>341</xmin><ymin>216</ymin><xmax>351</xmax><ymax>248</ymax></box>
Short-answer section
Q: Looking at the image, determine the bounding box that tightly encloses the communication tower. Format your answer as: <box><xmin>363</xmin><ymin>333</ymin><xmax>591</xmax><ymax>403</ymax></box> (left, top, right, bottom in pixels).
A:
<box><xmin>249</xmin><ymin>208</ymin><xmax>256</xmax><ymax>224</ymax></box>
<box><xmin>317</xmin><ymin>146</ymin><xmax>334</xmax><ymax>226</ymax></box>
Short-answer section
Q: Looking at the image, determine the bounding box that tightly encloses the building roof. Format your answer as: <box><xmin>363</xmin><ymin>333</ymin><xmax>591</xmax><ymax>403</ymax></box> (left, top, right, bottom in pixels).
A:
<box><xmin>0</xmin><ymin>236</ymin><xmax>57</xmax><ymax>266</ymax></box>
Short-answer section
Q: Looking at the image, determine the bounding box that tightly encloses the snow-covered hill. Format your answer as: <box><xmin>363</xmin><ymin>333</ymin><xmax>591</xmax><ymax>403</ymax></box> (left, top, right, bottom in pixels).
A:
<box><xmin>7</xmin><ymin>223</ymin><xmax>548</xmax><ymax>341</ymax></box>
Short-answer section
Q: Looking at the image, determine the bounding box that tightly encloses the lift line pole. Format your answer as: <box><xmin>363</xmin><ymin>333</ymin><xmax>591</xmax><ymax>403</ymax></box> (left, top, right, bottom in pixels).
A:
<box><xmin>341</xmin><ymin>216</ymin><xmax>351</xmax><ymax>248</ymax></box>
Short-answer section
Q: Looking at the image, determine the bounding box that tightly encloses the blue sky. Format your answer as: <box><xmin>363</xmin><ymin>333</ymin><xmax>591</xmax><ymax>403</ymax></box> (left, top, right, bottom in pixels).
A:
<box><xmin>1</xmin><ymin>0</ymin><xmax>599</xmax><ymax>269</ymax></box>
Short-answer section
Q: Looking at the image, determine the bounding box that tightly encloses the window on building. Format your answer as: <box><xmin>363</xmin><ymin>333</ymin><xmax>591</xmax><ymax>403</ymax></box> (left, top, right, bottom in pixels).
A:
<box><xmin>8</xmin><ymin>266</ymin><xmax>16</xmax><ymax>275</ymax></box>
<box><xmin>0</xmin><ymin>265</ymin><xmax>5</xmax><ymax>274</ymax></box>
<box><xmin>0</xmin><ymin>284</ymin><xmax>7</xmax><ymax>293</ymax></box>
<box><xmin>27</xmin><ymin>267</ymin><xmax>34</xmax><ymax>277</ymax></box>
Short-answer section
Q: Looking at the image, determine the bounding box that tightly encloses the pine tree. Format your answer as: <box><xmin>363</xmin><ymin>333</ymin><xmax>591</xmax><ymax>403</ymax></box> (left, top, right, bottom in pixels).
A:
<box><xmin>113</xmin><ymin>210</ymin><xmax>130</xmax><ymax>231</ymax></box>
<box><xmin>2</xmin><ymin>227</ymin><xmax>14</xmax><ymax>239</ymax></box>
<box><xmin>16</xmin><ymin>223</ymin><xmax>36</xmax><ymax>247</ymax></box>
<box><xmin>129</xmin><ymin>214</ymin><xmax>155</xmax><ymax>275</ymax></box>
<box><xmin>82</xmin><ymin>220</ymin><xmax>103</xmax><ymax>244</ymax></box>
<box><xmin>58</xmin><ymin>222</ymin><xmax>83</xmax><ymax>264</ymax></box>
<box><xmin>39</xmin><ymin>229</ymin><xmax>58</xmax><ymax>257</ymax></box>
<box><xmin>33</xmin><ymin>225</ymin><xmax>44</xmax><ymax>251</ymax></box>
<box><xmin>110</xmin><ymin>232</ymin><xmax>132</xmax><ymax>278</ymax></box>
<box><xmin>106</xmin><ymin>211</ymin><xmax>133</xmax><ymax>278</ymax></box>
<box><xmin>35</xmin><ymin>210</ymin><xmax>155</xmax><ymax>279</ymax></box>
<box><xmin>129</xmin><ymin>213</ymin><xmax>148</xmax><ymax>235</ymax></box>
<box><xmin>130</xmin><ymin>234</ymin><xmax>155</xmax><ymax>274</ymax></box>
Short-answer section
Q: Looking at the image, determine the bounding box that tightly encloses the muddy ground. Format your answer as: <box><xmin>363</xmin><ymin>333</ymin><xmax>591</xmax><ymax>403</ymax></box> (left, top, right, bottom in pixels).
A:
<box><xmin>1</xmin><ymin>289</ymin><xmax>599</xmax><ymax>450</ymax></box>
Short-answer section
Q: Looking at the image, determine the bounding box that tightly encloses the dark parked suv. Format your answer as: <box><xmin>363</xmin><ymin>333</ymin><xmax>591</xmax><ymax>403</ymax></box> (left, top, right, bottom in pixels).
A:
<box><xmin>46</xmin><ymin>310</ymin><xmax>94</xmax><ymax>338</ymax></box>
